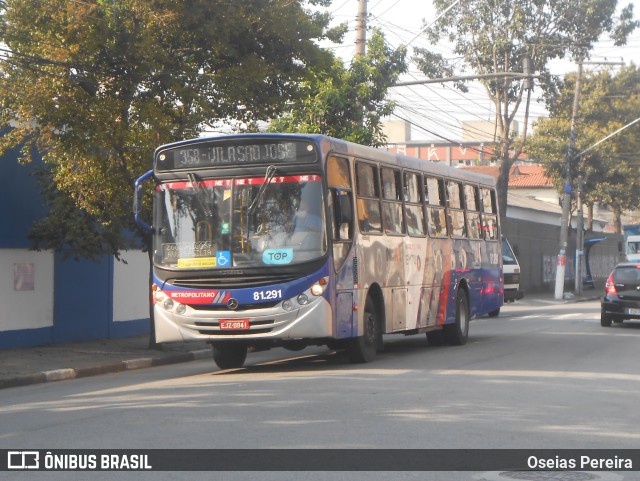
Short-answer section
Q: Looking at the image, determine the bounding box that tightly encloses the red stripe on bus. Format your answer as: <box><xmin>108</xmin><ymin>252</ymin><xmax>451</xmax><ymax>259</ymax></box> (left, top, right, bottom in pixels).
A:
<box><xmin>436</xmin><ymin>271</ymin><xmax>450</xmax><ymax>325</ymax></box>
<box><xmin>234</xmin><ymin>175</ymin><xmax>321</xmax><ymax>185</ymax></box>
<box><xmin>158</xmin><ymin>175</ymin><xmax>320</xmax><ymax>190</ymax></box>
<box><xmin>159</xmin><ymin>179</ymin><xmax>233</xmax><ymax>190</ymax></box>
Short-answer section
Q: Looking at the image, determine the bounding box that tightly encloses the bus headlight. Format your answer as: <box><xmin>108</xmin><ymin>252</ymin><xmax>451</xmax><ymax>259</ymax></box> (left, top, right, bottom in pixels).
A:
<box><xmin>153</xmin><ymin>287</ymin><xmax>186</xmax><ymax>313</ymax></box>
<box><xmin>163</xmin><ymin>298</ymin><xmax>175</xmax><ymax>310</ymax></box>
<box><xmin>281</xmin><ymin>276</ymin><xmax>330</xmax><ymax>311</ymax></box>
<box><xmin>282</xmin><ymin>299</ymin><xmax>295</xmax><ymax>312</ymax></box>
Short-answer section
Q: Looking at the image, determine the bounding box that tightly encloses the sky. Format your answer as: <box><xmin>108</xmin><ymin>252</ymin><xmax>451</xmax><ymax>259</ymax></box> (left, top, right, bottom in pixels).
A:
<box><xmin>321</xmin><ymin>0</ymin><xmax>640</xmax><ymax>142</ymax></box>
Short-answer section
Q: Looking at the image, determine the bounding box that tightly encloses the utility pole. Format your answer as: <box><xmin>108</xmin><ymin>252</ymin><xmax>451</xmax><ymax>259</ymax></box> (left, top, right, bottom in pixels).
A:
<box><xmin>555</xmin><ymin>60</ymin><xmax>583</xmax><ymax>300</ymax></box>
<box><xmin>573</xmin><ymin>116</ymin><xmax>640</xmax><ymax>286</ymax></box>
<box><xmin>554</xmin><ymin>59</ymin><xmax>625</xmax><ymax>299</ymax></box>
<box><xmin>355</xmin><ymin>0</ymin><xmax>367</xmax><ymax>56</ymax></box>
<box><xmin>575</xmin><ymin>176</ymin><xmax>585</xmax><ymax>295</ymax></box>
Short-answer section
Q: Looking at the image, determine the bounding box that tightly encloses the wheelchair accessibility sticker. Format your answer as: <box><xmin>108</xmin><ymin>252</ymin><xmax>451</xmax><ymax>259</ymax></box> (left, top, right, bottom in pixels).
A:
<box><xmin>216</xmin><ymin>251</ymin><xmax>231</xmax><ymax>267</ymax></box>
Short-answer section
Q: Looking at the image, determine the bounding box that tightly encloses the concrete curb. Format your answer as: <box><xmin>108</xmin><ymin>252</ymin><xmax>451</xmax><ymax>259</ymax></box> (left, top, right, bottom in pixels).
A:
<box><xmin>0</xmin><ymin>349</ymin><xmax>211</xmax><ymax>390</ymax></box>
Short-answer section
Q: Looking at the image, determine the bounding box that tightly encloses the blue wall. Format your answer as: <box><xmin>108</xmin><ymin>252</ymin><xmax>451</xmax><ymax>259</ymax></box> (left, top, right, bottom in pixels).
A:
<box><xmin>53</xmin><ymin>254</ymin><xmax>113</xmax><ymax>343</ymax></box>
<box><xmin>1</xmin><ymin>140</ymin><xmax>149</xmax><ymax>349</ymax></box>
<box><xmin>1</xmin><ymin>144</ymin><xmax>47</xmax><ymax>248</ymax></box>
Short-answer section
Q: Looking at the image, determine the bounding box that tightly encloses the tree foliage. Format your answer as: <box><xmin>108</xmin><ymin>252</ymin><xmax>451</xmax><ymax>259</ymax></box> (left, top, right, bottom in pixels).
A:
<box><xmin>269</xmin><ymin>28</ymin><xmax>407</xmax><ymax>147</ymax></box>
<box><xmin>414</xmin><ymin>0</ymin><xmax>638</xmax><ymax>219</ymax></box>
<box><xmin>0</xmin><ymin>0</ymin><xmax>337</xmax><ymax>258</ymax></box>
<box><xmin>526</xmin><ymin>64</ymin><xmax>640</xmax><ymax>232</ymax></box>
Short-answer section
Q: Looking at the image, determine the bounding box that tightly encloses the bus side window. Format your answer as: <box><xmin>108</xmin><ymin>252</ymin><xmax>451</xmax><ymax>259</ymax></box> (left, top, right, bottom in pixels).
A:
<box><xmin>381</xmin><ymin>167</ymin><xmax>405</xmax><ymax>235</ymax></box>
<box><xmin>446</xmin><ymin>180</ymin><xmax>466</xmax><ymax>238</ymax></box>
<box><xmin>480</xmin><ymin>187</ymin><xmax>499</xmax><ymax>240</ymax></box>
<box><xmin>331</xmin><ymin>189</ymin><xmax>353</xmax><ymax>241</ymax></box>
<box><xmin>328</xmin><ymin>156</ymin><xmax>354</xmax><ymax>269</ymax></box>
<box><xmin>404</xmin><ymin>171</ymin><xmax>426</xmax><ymax>236</ymax></box>
<box><xmin>355</xmin><ymin>162</ymin><xmax>382</xmax><ymax>234</ymax></box>
<box><xmin>464</xmin><ymin>184</ymin><xmax>481</xmax><ymax>239</ymax></box>
<box><xmin>425</xmin><ymin>176</ymin><xmax>448</xmax><ymax>237</ymax></box>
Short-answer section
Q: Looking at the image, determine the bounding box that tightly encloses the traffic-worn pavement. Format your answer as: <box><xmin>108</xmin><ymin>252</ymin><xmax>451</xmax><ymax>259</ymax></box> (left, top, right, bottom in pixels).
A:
<box><xmin>0</xmin><ymin>292</ymin><xmax>600</xmax><ymax>390</ymax></box>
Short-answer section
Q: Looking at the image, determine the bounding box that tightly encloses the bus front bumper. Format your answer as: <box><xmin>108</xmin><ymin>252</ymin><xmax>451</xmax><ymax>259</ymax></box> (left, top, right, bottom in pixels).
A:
<box><xmin>154</xmin><ymin>296</ymin><xmax>334</xmax><ymax>344</ymax></box>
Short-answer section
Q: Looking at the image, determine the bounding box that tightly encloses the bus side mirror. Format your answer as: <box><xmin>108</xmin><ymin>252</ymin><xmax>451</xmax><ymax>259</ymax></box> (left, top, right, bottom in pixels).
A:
<box><xmin>133</xmin><ymin>184</ymin><xmax>144</xmax><ymax>215</ymax></box>
<box><xmin>133</xmin><ymin>169</ymin><xmax>154</xmax><ymax>233</ymax></box>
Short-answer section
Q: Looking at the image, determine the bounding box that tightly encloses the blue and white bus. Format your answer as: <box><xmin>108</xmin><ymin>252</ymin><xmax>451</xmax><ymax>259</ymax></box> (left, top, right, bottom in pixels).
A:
<box><xmin>134</xmin><ymin>134</ymin><xmax>503</xmax><ymax>369</ymax></box>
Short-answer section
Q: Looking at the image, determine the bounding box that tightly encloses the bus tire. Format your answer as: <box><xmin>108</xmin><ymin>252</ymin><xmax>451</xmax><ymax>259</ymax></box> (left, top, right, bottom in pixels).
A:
<box><xmin>488</xmin><ymin>307</ymin><xmax>500</xmax><ymax>317</ymax></box>
<box><xmin>347</xmin><ymin>297</ymin><xmax>380</xmax><ymax>363</ymax></box>
<box><xmin>212</xmin><ymin>342</ymin><xmax>248</xmax><ymax>369</ymax></box>
<box><xmin>444</xmin><ymin>289</ymin><xmax>469</xmax><ymax>346</ymax></box>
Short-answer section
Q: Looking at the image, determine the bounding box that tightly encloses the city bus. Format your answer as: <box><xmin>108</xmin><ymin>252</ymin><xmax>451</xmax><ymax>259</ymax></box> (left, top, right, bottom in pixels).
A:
<box><xmin>133</xmin><ymin>133</ymin><xmax>503</xmax><ymax>369</ymax></box>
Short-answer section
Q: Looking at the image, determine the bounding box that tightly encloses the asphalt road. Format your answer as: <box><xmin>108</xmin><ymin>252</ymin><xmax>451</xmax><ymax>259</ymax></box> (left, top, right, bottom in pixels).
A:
<box><xmin>1</xmin><ymin>299</ymin><xmax>639</xmax><ymax>481</ymax></box>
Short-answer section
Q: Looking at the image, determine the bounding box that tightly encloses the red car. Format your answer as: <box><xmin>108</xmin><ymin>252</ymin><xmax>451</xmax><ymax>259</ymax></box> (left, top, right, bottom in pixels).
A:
<box><xmin>601</xmin><ymin>262</ymin><xmax>640</xmax><ymax>327</ymax></box>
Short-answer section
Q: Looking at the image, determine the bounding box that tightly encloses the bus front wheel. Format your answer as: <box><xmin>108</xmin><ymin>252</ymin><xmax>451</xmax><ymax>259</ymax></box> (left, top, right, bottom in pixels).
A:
<box><xmin>212</xmin><ymin>342</ymin><xmax>248</xmax><ymax>369</ymax></box>
<box><xmin>444</xmin><ymin>289</ymin><xmax>469</xmax><ymax>346</ymax></box>
<box><xmin>347</xmin><ymin>297</ymin><xmax>380</xmax><ymax>363</ymax></box>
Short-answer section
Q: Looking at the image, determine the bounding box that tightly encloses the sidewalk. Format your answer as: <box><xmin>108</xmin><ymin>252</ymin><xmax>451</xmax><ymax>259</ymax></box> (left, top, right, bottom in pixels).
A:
<box><xmin>0</xmin><ymin>292</ymin><xmax>600</xmax><ymax>390</ymax></box>
<box><xmin>0</xmin><ymin>335</ymin><xmax>211</xmax><ymax>390</ymax></box>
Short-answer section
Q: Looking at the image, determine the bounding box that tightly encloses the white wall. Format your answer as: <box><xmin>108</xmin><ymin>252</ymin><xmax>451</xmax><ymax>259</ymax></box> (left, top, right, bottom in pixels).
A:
<box><xmin>113</xmin><ymin>250</ymin><xmax>150</xmax><ymax>322</ymax></box>
<box><xmin>0</xmin><ymin>249</ymin><xmax>54</xmax><ymax>331</ymax></box>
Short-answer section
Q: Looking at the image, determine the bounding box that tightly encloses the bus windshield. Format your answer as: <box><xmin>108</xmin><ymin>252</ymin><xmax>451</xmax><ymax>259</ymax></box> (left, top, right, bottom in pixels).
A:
<box><xmin>154</xmin><ymin>174</ymin><xmax>327</xmax><ymax>269</ymax></box>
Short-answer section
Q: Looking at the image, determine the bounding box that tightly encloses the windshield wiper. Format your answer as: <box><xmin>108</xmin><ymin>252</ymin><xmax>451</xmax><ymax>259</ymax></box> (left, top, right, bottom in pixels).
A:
<box><xmin>244</xmin><ymin>165</ymin><xmax>278</xmax><ymax>253</ymax></box>
<box><xmin>187</xmin><ymin>172</ymin><xmax>213</xmax><ymax>218</ymax></box>
<box><xmin>247</xmin><ymin>165</ymin><xmax>278</xmax><ymax>215</ymax></box>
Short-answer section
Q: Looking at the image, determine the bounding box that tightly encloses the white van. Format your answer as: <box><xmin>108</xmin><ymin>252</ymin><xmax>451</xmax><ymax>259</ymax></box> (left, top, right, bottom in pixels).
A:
<box><xmin>502</xmin><ymin>237</ymin><xmax>524</xmax><ymax>302</ymax></box>
<box><xmin>625</xmin><ymin>235</ymin><xmax>640</xmax><ymax>262</ymax></box>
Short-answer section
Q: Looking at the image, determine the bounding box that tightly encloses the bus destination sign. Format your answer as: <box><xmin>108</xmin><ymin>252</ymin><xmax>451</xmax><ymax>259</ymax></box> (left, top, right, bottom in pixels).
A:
<box><xmin>156</xmin><ymin>139</ymin><xmax>317</xmax><ymax>171</ymax></box>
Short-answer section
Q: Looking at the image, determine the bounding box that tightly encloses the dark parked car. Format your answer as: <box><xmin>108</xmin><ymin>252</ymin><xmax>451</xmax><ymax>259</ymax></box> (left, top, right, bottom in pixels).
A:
<box><xmin>601</xmin><ymin>262</ymin><xmax>640</xmax><ymax>327</ymax></box>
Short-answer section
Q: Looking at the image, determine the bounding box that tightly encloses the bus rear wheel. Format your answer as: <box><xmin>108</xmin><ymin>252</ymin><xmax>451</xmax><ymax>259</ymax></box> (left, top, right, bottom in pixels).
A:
<box><xmin>444</xmin><ymin>289</ymin><xmax>469</xmax><ymax>346</ymax></box>
<box><xmin>347</xmin><ymin>297</ymin><xmax>380</xmax><ymax>363</ymax></box>
<box><xmin>212</xmin><ymin>342</ymin><xmax>248</xmax><ymax>369</ymax></box>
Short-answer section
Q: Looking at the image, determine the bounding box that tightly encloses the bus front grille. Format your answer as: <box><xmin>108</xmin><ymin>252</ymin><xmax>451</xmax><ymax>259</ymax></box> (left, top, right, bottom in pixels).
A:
<box><xmin>189</xmin><ymin>301</ymin><xmax>281</xmax><ymax>311</ymax></box>
<box><xmin>171</xmin><ymin>273</ymin><xmax>298</xmax><ymax>289</ymax></box>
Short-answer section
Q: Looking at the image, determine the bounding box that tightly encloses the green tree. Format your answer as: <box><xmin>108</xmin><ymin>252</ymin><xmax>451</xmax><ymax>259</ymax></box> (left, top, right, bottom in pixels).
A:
<box><xmin>414</xmin><ymin>0</ymin><xmax>638</xmax><ymax>220</ymax></box>
<box><xmin>269</xmin><ymin>28</ymin><xmax>407</xmax><ymax>147</ymax></box>
<box><xmin>526</xmin><ymin>64</ymin><xmax>640</xmax><ymax>232</ymax></box>
<box><xmin>0</xmin><ymin>0</ymin><xmax>337</xmax><ymax>258</ymax></box>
